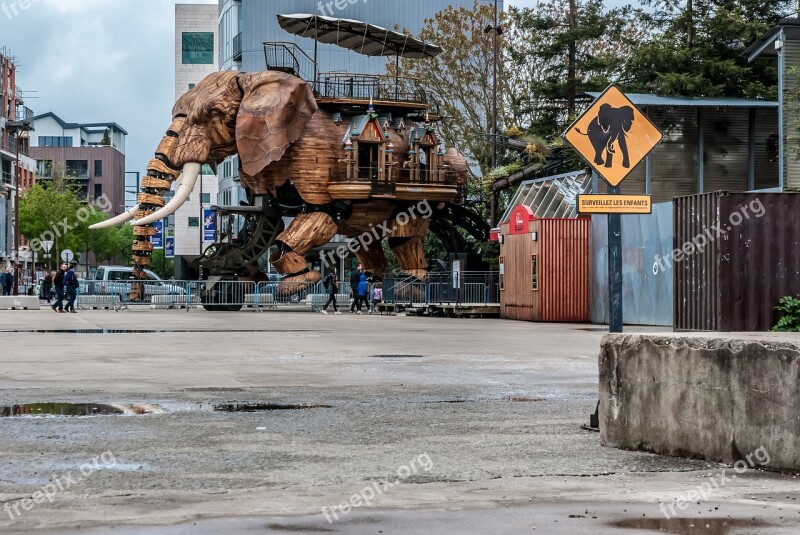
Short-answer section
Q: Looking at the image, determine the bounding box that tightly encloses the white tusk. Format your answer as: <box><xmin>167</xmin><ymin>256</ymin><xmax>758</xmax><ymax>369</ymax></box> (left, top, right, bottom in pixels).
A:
<box><xmin>89</xmin><ymin>204</ymin><xmax>140</xmax><ymax>230</ymax></box>
<box><xmin>132</xmin><ymin>163</ymin><xmax>201</xmax><ymax>226</ymax></box>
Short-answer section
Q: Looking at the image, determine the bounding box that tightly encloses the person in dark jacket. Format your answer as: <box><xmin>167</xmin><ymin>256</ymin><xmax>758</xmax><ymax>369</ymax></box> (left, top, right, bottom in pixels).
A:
<box><xmin>41</xmin><ymin>271</ymin><xmax>53</xmax><ymax>303</ymax></box>
<box><xmin>1</xmin><ymin>266</ymin><xmax>14</xmax><ymax>296</ymax></box>
<box><xmin>320</xmin><ymin>268</ymin><xmax>341</xmax><ymax>315</ymax></box>
<box><xmin>51</xmin><ymin>262</ymin><xmax>67</xmax><ymax>313</ymax></box>
<box><xmin>349</xmin><ymin>263</ymin><xmax>363</xmax><ymax>313</ymax></box>
<box><xmin>63</xmin><ymin>262</ymin><xmax>79</xmax><ymax>313</ymax></box>
<box><xmin>355</xmin><ymin>274</ymin><xmax>369</xmax><ymax>314</ymax></box>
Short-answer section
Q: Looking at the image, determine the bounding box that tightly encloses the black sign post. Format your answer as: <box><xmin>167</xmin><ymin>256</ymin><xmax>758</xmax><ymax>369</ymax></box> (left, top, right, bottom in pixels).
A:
<box><xmin>607</xmin><ymin>185</ymin><xmax>623</xmax><ymax>333</ymax></box>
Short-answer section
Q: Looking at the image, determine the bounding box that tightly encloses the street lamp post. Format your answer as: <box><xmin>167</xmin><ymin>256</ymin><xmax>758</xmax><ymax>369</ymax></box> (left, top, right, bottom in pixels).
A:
<box><xmin>13</xmin><ymin>129</ymin><xmax>20</xmax><ymax>295</ymax></box>
<box><xmin>485</xmin><ymin>0</ymin><xmax>503</xmax><ymax>227</ymax></box>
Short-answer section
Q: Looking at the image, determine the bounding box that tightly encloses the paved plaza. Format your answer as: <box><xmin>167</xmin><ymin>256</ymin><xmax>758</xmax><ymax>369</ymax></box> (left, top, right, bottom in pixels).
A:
<box><xmin>0</xmin><ymin>310</ymin><xmax>798</xmax><ymax>534</ymax></box>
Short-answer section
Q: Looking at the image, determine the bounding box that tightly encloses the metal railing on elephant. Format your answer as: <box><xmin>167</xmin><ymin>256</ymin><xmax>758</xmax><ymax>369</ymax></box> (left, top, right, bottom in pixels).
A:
<box><xmin>72</xmin><ymin>272</ymin><xmax>499</xmax><ymax>312</ymax></box>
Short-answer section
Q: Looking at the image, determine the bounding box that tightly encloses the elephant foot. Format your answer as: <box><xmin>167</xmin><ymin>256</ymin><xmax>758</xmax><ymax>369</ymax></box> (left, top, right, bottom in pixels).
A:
<box><xmin>278</xmin><ymin>270</ymin><xmax>321</xmax><ymax>297</ymax></box>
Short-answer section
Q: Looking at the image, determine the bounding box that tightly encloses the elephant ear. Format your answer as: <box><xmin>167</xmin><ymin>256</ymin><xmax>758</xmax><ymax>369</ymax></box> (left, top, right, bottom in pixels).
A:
<box><xmin>236</xmin><ymin>71</ymin><xmax>318</xmax><ymax>177</ymax></box>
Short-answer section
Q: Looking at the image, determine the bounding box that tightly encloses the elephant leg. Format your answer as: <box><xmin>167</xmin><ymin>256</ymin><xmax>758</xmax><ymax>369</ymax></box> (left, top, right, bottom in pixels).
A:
<box><xmin>355</xmin><ymin>241</ymin><xmax>389</xmax><ymax>279</ymax></box>
<box><xmin>592</xmin><ymin>138</ymin><xmax>605</xmax><ymax>165</ymax></box>
<box><xmin>270</xmin><ymin>212</ymin><xmax>337</xmax><ymax>295</ymax></box>
<box><xmin>387</xmin><ymin>208</ymin><xmax>432</xmax><ymax>281</ymax></box>
<box><xmin>618</xmin><ymin>134</ymin><xmax>630</xmax><ymax>168</ymax></box>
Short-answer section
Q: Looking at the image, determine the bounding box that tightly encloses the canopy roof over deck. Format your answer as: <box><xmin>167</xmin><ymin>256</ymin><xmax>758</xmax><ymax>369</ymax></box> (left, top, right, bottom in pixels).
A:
<box><xmin>277</xmin><ymin>14</ymin><xmax>443</xmax><ymax>58</ymax></box>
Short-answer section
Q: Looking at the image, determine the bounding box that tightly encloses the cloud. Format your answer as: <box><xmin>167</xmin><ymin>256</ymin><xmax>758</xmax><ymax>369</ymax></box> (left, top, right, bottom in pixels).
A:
<box><xmin>5</xmin><ymin>0</ymin><xmax>216</xmax><ymax>183</ymax></box>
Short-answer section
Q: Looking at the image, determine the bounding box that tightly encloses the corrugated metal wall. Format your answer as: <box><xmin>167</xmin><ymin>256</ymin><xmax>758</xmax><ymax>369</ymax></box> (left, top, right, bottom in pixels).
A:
<box><xmin>673</xmin><ymin>193</ymin><xmax>721</xmax><ymax>331</ymax></box>
<box><xmin>590</xmin><ymin>202</ymin><xmax>674</xmax><ymax>326</ymax></box>
<box><xmin>539</xmin><ymin>219</ymin><xmax>590</xmax><ymax>322</ymax></box>
<box><xmin>616</xmin><ymin>107</ymin><xmax>778</xmax><ymax>202</ymax></box>
<box><xmin>783</xmin><ymin>41</ymin><xmax>800</xmax><ymax>190</ymax></box>
<box><xmin>674</xmin><ymin>192</ymin><xmax>800</xmax><ymax>331</ymax></box>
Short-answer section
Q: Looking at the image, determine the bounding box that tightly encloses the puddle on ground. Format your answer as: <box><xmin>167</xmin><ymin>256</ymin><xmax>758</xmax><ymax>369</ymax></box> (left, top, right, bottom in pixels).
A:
<box><xmin>609</xmin><ymin>517</ymin><xmax>773</xmax><ymax>534</ymax></box>
<box><xmin>369</xmin><ymin>354</ymin><xmax>425</xmax><ymax>358</ymax></box>
<box><xmin>0</xmin><ymin>329</ymin><xmax>325</xmax><ymax>334</ymax></box>
<box><xmin>212</xmin><ymin>403</ymin><xmax>332</xmax><ymax>412</ymax></box>
<box><xmin>0</xmin><ymin>403</ymin><xmax>162</xmax><ymax>417</ymax></box>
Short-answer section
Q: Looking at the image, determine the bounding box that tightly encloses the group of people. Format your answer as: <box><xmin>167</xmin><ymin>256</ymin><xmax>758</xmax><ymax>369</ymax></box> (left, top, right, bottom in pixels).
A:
<box><xmin>40</xmin><ymin>262</ymin><xmax>79</xmax><ymax>313</ymax></box>
<box><xmin>320</xmin><ymin>263</ymin><xmax>383</xmax><ymax>315</ymax></box>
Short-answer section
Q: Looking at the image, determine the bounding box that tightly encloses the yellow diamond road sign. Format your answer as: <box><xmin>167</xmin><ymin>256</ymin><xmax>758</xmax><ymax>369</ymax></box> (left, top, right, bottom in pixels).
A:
<box><xmin>563</xmin><ymin>85</ymin><xmax>663</xmax><ymax>187</ymax></box>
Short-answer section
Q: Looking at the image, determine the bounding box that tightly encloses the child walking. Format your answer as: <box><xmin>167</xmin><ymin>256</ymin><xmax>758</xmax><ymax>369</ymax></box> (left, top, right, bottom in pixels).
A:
<box><xmin>370</xmin><ymin>282</ymin><xmax>383</xmax><ymax>314</ymax></box>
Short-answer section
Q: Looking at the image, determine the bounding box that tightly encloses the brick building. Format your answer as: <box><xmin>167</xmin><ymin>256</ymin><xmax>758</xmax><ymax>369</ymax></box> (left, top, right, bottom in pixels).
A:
<box><xmin>0</xmin><ymin>50</ymin><xmax>36</xmax><ymax>265</ymax></box>
<box><xmin>29</xmin><ymin>112</ymin><xmax>127</xmax><ymax>217</ymax></box>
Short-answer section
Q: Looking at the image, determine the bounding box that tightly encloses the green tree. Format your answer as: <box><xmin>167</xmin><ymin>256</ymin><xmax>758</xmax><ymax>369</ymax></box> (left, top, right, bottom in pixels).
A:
<box><xmin>148</xmin><ymin>249</ymin><xmax>174</xmax><ymax>279</ymax></box>
<box><xmin>505</xmin><ymin>0</ymin><xmax>645</xmax><ymax>138</ymax></box>
<box><xmin>624</xmin><ymin>0</ymin><xmax>794</xmax><ymax>98</ymax></box>
<box><xmin>387</xmin><ymin>2</ymin><xmax>508</xmax><ymax>188</ymax></box>
<box><xmin>19</xmin><ymin>181</ymin><xmax>131</xmax><ymax>269</ymax></box>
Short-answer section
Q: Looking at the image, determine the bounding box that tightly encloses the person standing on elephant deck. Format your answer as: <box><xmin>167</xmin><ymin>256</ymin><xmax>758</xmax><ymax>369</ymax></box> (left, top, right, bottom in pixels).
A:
<box><xmin>349</xmin><ymin>263</ymin><xmax>363</xmax><ymax>313</ymax></box>
<box><xmin>51</xmin><ymin>263</ymin><xmax>67</xmax><ymax>313</ymax></box>
<box><xmin>320</xmin><ymin>269</ymin><xmax>341</xmax><ymax>315</ymax></box>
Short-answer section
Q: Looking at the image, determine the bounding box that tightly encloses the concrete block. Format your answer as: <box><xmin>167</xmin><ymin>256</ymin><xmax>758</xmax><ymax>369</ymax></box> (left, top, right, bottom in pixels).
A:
<box><xmin>150</xmin><ymin>295</ymin><xmax>190</xmax><ymax>309</ymax></box>
<box><xmin>78</xmin><ymin>295</ymin><xmax>120</xmax><ymax>310</ymax></box>
<box><xmin>600</xmin><ymin>334</ymin><xmax>800</xmax><ymax>472</ymax></box>
<box><xmin>0</xmin><ymin>296</ymin><xmax>40</xmax><ymax>310</ymax></box>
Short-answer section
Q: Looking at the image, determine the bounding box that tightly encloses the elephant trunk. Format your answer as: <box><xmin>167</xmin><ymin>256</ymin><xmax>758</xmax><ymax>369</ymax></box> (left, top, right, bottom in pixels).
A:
<box><xmin>129</xmin><ymin>157</ymin><xmax>181</xmax><ymax>282</ymax></box>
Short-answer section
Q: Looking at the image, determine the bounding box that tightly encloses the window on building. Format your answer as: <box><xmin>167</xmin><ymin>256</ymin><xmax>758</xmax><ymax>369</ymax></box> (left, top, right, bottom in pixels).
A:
<box><xmin>182</xmin><ymin>32</ymin><xmax>214</xmax><ymax>64</ymax></box>
<box><xmin>37</xmin><ymin>136</ymin><xmax>73</xmax><ymax>147</ymax></box>
<box><xmin>65</xmin><ymin>160</ymin><xmax>89</xmax><ymax>179</ymax></box>
<box><xmin>189</xmin><ymin>83</ymin><xmax>196</xmax><ymax>90</ymax></box>
<box><xmin>94</xmin><ymin>160</ymin><xmax>103</xmax><ymax>177</ymax></box>
<box><xmin>201</xmin><ymin>164</ymin><xmax>214</xmax><ymax>175</ymax></box>
<box><xmin>94</xmin><ymin>184</ymin><xmax>102</xmax><ymax>199</ymax></box>
<box><xmin>36</xmin><ymin>160</ymin><xmax>53</xmax><ymax>178</ymax></box>
<box><xmin>188</xmin><ymin>217</ymin><xmax>200</xmax><ymax>228</ymax></box>
<box><xmin>201</xmin><ymin>193</ymin><xmax>211</xmax><ymax>204</ymax></box>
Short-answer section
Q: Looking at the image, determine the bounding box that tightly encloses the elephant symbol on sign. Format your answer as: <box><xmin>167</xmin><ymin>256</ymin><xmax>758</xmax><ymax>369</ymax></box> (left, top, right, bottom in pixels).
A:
<box><xmin>576</xmin><ymin>103</ymin><xmax>635</xmax><ymax>169</ymax></box>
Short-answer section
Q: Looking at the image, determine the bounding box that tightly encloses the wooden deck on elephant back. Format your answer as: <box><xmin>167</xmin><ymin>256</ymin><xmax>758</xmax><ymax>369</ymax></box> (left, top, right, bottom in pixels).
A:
<box><xmin>238</xmin><ymin>106</ymin><xmax>464</xmax><ymax>207</ymax></box>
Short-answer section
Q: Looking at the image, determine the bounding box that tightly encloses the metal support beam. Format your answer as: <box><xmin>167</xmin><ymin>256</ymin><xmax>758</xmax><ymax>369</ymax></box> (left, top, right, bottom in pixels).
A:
<box><xmin>697</xmin><ymin>108</ymin><xmax>704</xmax><ymax>194</ymax></box>
<box><xmin>778</xmin><ymin>29</ymin><xmax>785</xmax><ymax>190</ymax></box>
<box><xmin>645</xmin><ymin>155</ymin><xmax>652</xmax><ymax>195</ymax></box>
<box><xmin>591</xmin><ymin>170</ymin><xmax>598</xmax><ymax>194</ymax></box>
<box><xmin>748</xmin><ymin>107</ymin><xmax>756</xmax><ymax>191</ymax></box>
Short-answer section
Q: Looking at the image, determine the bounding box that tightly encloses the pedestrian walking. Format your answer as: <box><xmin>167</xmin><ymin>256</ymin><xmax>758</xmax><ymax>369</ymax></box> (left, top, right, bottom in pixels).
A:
<box><xmin>51</xmin><ymin>263</ymin><xmax>67</xmax><ymax>313</ymax></box>
<box><xmin>0</xmin><ymin>266</ymin><xmax>14</xmax><ymax>296</ymax></box>
<box><xmin>63</xmin><ymin>262</ymin><xmax>79</xmax><ymax>313</ymax></box>
<box><xmin>320</xmin><ymin>269</ymin><xmax>341</xmax><ymax>315</ymax></box>
<box><xmin>41</xmin><ymin>271</ymin><xmax>53</xmax><ymax>304</ymax></box>
<box><xmin>370</xmin><ymin>281</ymin><xmax>383</xmax><ymax>314</ymax></box>
<box><xmin>355</xmin><ymin>274</ymin><xmax>369</xmax><ymax>314</ymax></box>
<box><xmin>349</xmin><ymin>263</ymin><xmax>363</xmax><ymax>313</ymax></box>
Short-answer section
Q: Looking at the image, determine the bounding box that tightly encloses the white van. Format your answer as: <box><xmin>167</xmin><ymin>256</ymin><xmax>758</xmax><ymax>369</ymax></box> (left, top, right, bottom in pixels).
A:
<box><xmin>89</xmin><ymin>266</ymin><xmax>186</xmax><ymax>298</ymax></box>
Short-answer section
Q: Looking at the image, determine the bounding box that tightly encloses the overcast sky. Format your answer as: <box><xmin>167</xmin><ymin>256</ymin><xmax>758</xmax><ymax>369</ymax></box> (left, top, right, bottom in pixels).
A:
<box><xmin>3</xmin><ymin>0</ymin><xmax>627</xmax><ymax>179</ymax></box>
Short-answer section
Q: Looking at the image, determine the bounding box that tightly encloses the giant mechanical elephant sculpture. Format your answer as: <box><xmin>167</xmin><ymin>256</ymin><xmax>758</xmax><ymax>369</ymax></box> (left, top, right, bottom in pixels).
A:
<box><xmin>92</xmin><ymin>70</ymin><xmax>469</xmax><ymax>291</ymax></box>
<box><xmin>576</xmin><ymin>103</ymin><xmax>634</xmax><ymax>169</ymax></box>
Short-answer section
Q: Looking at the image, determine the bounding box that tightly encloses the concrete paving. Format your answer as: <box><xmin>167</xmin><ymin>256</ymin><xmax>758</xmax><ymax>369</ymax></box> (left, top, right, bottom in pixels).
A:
<box><xmin>0</xmin><ymin>309</ymin><xmax>798</xmax><ymax>534</ymax></box>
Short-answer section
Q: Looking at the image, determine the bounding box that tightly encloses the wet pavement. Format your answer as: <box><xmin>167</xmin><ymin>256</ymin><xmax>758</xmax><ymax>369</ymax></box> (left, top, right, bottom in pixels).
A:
<box><xmin>0</xmin><ymin>310</ymin><xmax>798</xmax><ymax>534</ymax></box>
